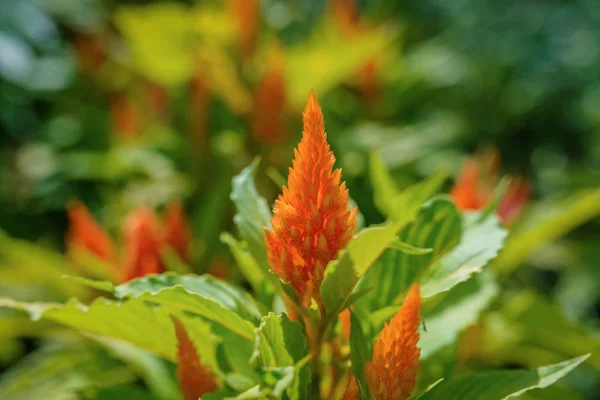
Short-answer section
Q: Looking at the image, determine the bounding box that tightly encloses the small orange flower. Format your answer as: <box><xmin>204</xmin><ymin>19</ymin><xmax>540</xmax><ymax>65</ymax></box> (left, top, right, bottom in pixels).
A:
<box><xmin>229</xmin><ymin>0</ymin><xmax>259</xmax><ymax>58</ymax></box>
<box><xmin>66</xmin><ymin>201</ymin><xmax>115</xmax><ymax>262</ymax></box>
<box><xmin>171</xmin><ymin>316</ymin><xmax>219</xmax><ymax>400</ymax></box>
<box><xmin>451</xmin><ymin>150</ymin><xmax>529</xmax><ymax>225</ymax></box>
<box><xmin>265</xmin><ymin>92</ymin><xmax>357</xmax><ymax>306</ymax></box>
<box><xmin>366</xmin><ymin>284</ymin><xmax>421</xmax><ymax>400</ymax></box>
<box><xmin>121</xmin><ymin>208</ymin><xmax>164</xmax><ymax>282</ymax></box>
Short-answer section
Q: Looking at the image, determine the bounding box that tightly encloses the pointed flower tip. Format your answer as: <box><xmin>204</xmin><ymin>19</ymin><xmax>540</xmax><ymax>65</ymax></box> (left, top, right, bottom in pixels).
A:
<box><xmin>66</xmin><ymin>201</ymin><xmax>114</xmax><ymax>261</ymax></box>
<box><xmin>171</xmin><ymin>316</ymin><xmax>218</xmax><ymax>400</ymax></box>
<box><xmin>366</xmin><ymin>283</ymin><xmax>421</xmax><ymax>400</ymax></box>
<box><xmin>265</xmin><ymin>92</ymin><xmax>357</xmax><ymax>304</ymax></box>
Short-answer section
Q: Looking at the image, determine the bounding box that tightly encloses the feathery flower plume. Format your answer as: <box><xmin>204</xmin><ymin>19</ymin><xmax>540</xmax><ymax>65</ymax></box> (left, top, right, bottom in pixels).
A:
<box><xmin>121</xmin><ymin>208</ymin><xmax>164</xmax><ymax>282</ymax></box>
<box><xmin>171</xmin><ymin>316</ymin><xmax>218</xmax><ymax>400</ymax></box>
<box><xmin>66</xmin><ymin>201</ymin><xmax>115</xmax><ymax>262</ymax></box>
<box><xmin>265</xmin><ymin>92</ymin><xmax>357</xmax><ymax>306</ymax></box>
<box><xmin>451</xmin><ymin>149</ymin><xmax>529</xmax><ymax>225</ymax></box>
<box><xmin>366</xmin><ymin>284</ymin><xmax>421</xmax><ymax>400</ymax></box>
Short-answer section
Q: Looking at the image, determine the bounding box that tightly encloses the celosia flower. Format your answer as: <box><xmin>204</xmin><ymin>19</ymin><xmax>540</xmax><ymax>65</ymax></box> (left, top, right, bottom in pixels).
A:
<box><xmin>66</xmin><ymin>201</ymin><xmax>115</xmax><ymax>262</ymax></box>
<box><xmin>67</xmin><ymin>202</ymin><xmax>191</xmax><ymax>282</ymax></box>
<box><xmin>228</xmin><ymin>0</ymin><xmax>259</xmax><ymax>57</ymax></box>
<box><xmin>366</xmin><ymin>284</ymin><xmax>421</xmax><ymax>400</ymax></box>
<box><xmin>120</xmin><ymin>208</ymin><xmax>164</xmax><ymax>282</ymax></box>
<box><xmin>451</xmin><ymin>150</ymin><xmax>529</xmax><ymax>225</ymax></box>
<box><xmin>265</xmin><ymin>92</ymin><xmax>357</xmax><ymax>306</ymax></box>
<box><xmin>171</xmin><ymin>316</ymin><xmax>218</xmax><ymax>400</ymax></box>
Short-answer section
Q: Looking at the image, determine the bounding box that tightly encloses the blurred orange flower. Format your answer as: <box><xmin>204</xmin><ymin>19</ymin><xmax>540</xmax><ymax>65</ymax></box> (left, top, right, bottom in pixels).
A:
<box><xmin>451</xmin><ymin>149</ymin><xmax>530</xmax><ymax>225</ymax></box>
<box><xmin>67</xmin><ymin>202</ymin><xmax>191</xmax><ymax>282</ymax></box>
<box><xmin>67</xmin><ymin>201</ymin><xmax>115</xmax><ymax>262</ymax></box>
<box><xmin>366</xmin><ymin>284</ymin><xmax>421</xmax><ymax>400</ymax></box>
<box><xmin>171</xmin><ymin>316</ymin><xmax>219</xmax><ymax>400</ymax></box>
<box><xmin>265</xmin><ymin>92</ymin><xmax>357</xmax><ymax>307</ymax></box>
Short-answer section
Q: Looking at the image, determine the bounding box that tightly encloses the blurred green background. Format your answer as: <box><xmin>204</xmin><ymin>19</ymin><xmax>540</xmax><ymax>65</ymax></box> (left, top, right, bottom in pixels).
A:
<box><xmin>1</xmin><ymin>0</ymin><xmax>599</xmax><ymax>398</ymax></box>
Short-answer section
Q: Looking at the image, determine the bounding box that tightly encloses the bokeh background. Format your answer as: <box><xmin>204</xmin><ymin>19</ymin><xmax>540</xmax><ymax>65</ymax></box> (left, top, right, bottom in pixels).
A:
<box><xmin>1</xmin><ymin>0</ymin><xmax>600</xmax><ymax>399</ymax></box>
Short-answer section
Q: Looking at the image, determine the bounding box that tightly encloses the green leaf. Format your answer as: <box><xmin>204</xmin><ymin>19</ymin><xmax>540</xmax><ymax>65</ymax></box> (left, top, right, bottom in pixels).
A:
<box><xmin>220</xmin><ymin>233</ymin><xmax>278</xmax><ymax>297</ymax></box>
<box><xmin>408</xmin><ymin>379</ymin><xmax>444</xmax><ymax>400</ymax></box>
<box><xmin>495</xmin><ymin>189</ymin><xmax>600</xmax><ymax>277</ymax></box>
<box><xmin>490</xmin><ymin>292</ymin><xmax>600</xmax><ymax>369</ymax></box>
<box><xmin>0</xmin><ymin>293</ymin><xmax>234</xmax><ymax>370</ymax></box>
<box><xmin>251</xmin><ymin>313</ymin><xmax>310</xmax><ymax>400</ymax></box>
<box><xmin>369</xmin><ymin>153</ymin><xmax>447</xmax><ymax>223</ymax></box>
<box><xmin>320</xmin><ymin>223</ymin><xmax>400</xmax><ymax>316</ymax></box>
<box><xmin>231</xmin><ymin>158</ymin><xmax>273</xmax><ymax>272</ymax></box>
<box><xmin>418</xmin><ymin>354</ymin><xmax>590</xmax><ymax>400</ymax></box>
<box><xmin>369</xmin><ymin>152</ymin><xmax>401</xmax><ymax>217</ymax></box>
<box><xmin>349</xmin><ymin>311</ymin><xmax>369</xmax><ymax>399</ymax></box>
<box><xmin>113</xmin><ymin>273</ymin><xmax>262</xmax><ymax>324</ymax></box>
<box><xmin>358</xmin><ymin>197</ymin><xmax>461</xmax><ymax>311</ymax></box>
<box><xmin>420</xmin><ymin>212</ymin><xmax>507</xmax><ymax>298</ymax></box>
<box><xmin>418</xmin><ymin>271</ymin><xmax>498</xmax><ymax>359</ymax></box>
<box><xmin>388</xmin><ymin>240</ymin><xmax>433</xmax><ymax>255</ymax></box>
<box><xmin>0</xmin><ymin>229</ymin><xmax>90</xmax><ymax>300</ymax></box>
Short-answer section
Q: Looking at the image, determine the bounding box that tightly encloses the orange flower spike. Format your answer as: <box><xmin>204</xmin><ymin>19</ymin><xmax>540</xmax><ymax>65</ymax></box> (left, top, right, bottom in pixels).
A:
<box><xmin>66</xmin><ymin>201</ymin><xmax>115</xmax><ymax>261</ymax></box>
<box><xmin>164</xmin><ymin>202</ymin><xmax>191</xmax><ymax>263</ymax></box>
<box><xmin>121</xmin><ymin>208</ymin><xmax>164</xmax><ymax>282</ymax></box>
<box><xmin>252</xmin><ymin>55</ymin><xmax>286</xmax><ymax>144</ymax></box>
<box><xmin>171</xmin><ymin>316</ymin><xmax>219</xmax><ymax>400</ymax></box>
<box><xmin>366</xmin><ymin>284</ymin><xmax>421</xmax><ymax>400</ymax></box>
<box><xmin>265</xmin><ymin>92</ymin><xmax>358</xmax><ymax>306</ymax></box>
<box><xmin>339</xmin><ymin>308</ymin><xmax>351</xmax><ymax>341</ymax></box>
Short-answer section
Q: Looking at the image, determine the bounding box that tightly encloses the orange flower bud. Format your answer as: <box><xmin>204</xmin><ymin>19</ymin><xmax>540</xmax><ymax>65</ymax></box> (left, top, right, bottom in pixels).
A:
<box><xmin>229</xmin><ymin>0</ymin><xmax>259</xmax><ymax>58</ymax></box>
<box><xmin>121</xmin><ymin>208</ymin><xmax>164</xmax><ymax>282</ymax></box>
<box><xmin>497</xmin><ymin>177</ymin><xmax>530</xmax><ymax>226</ymax></box>
<box><xmin>265</xmin><ymin>92</ymin><xmax>357</xmax><ymax>306</ymax></box>
<box><xmin>171</xmin><ymin>316</ymin><xmax>219</xmax><ymax>400</ymax></box>
<box><xmin>366</xmin><ymin>284</ymin><xmax>421</xmax><ymax>400</ymax></box>
<box><xmin>164</xmin><ymin>202</ymin><xmax>191</xmax><ymax>262</ymax></box>
<box><xmin>66</xmin><ymin>201</ymin><xmax>115</xmax><ymax>261</ymax></box>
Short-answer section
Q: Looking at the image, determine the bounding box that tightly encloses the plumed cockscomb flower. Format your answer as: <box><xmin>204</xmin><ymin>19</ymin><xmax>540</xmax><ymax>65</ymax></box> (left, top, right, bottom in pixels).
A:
<box><xmin>366</xmin><ymin>284</ymin><xmax>421</xmax><ymax>400</ymax></box>
<box><xmin>121</xmin><ymin>208</ymin><xmax>164</xmax><ymax>282</ymax></box>
<box><xmin>265</xmin><ymin>92</ymin><xmax>357</xmax><ymax>306</ymax></box>
<box><xmin>67</xmin><ymin>201</ymin><xmax>115</xmax><ymax>262</ymax></box>
<box><xmin>451</xmin><ymin>149</ymin><xmax>530</xmax><ymax>226</ymax></box>
<box><xmin>171</xmin><ymin>316</ymin><xmax>219</xmax><ymax>400</ymax></box>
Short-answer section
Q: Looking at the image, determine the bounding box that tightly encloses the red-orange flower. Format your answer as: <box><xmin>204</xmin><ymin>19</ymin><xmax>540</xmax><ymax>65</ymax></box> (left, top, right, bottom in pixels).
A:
<box><xmin>66</xmin><ymin>201</ymin><xmax>115</xmax><ymax>262</ymax></box>
<box><xmin>121</xmin><ymin>208</ymin><xmax>164</xmax><ymax>282</ymax></box>
<box><xmin>67</xmin><ymin>201</ymin><xmax>191</xmax><ymax>282</ymax></box>
<box><xmin>451</xmin><ymin>150</ymin><xmax>529</xmax><ymax>225</ymax></box>
<box><xmin>171</xmin><ymin>316</ymin><xmax>219</xmax><ymax>400</ymax></box>
<box><xmin>265</xmin><ymin>92</ymin><xmax>357</xmax><ymax>306</ymax></box>
<box><xmin>366</xmin><ymin>284</ymin><xmax>421</xmax><ymax>400</ymax></box>
<box><xmin>229</xmin><ymin>0</ymin><xmax>259</xmax><ymax>58</ymax></box>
